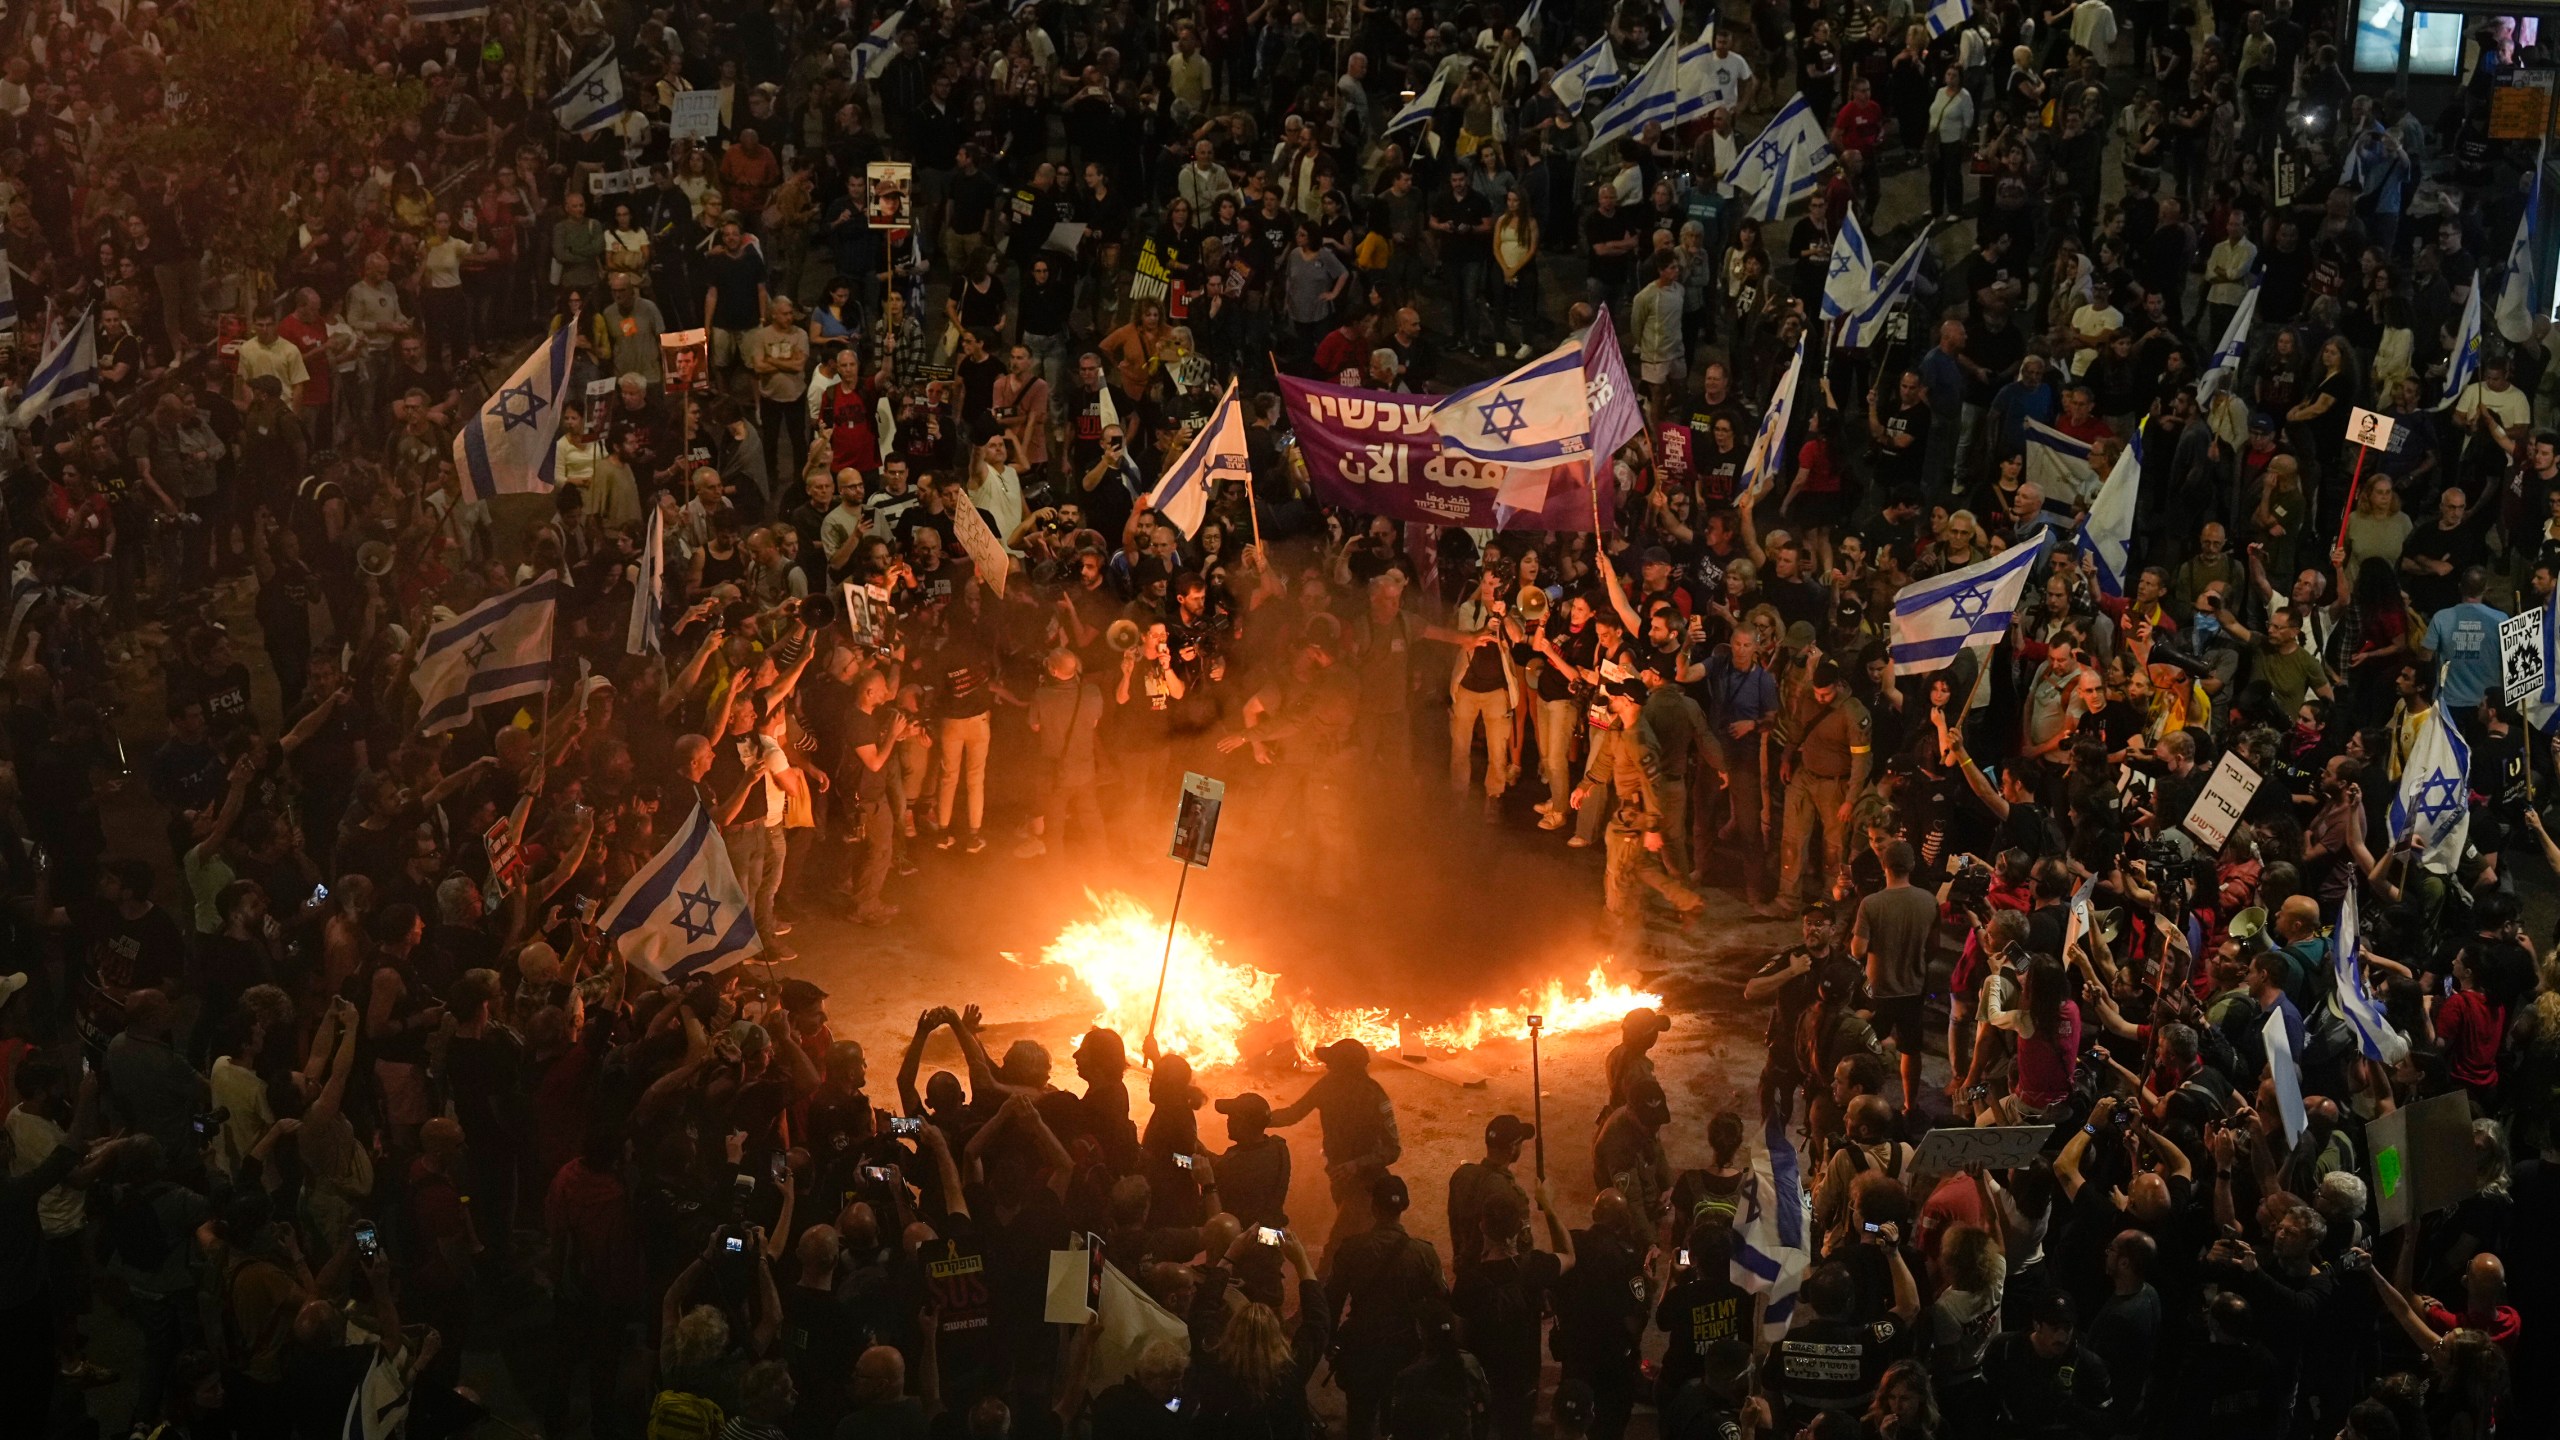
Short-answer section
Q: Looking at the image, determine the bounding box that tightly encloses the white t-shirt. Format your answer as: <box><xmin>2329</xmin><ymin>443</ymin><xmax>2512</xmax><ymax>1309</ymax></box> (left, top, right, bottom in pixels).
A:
<box><xmin>2070</xmin><ymin>303</ymin><xmax>2123</xmax><ymax>376</ymax></box>
<box><xmin>1701</xmin><ymin>52</ymin><xmax>1753</xmax><ymax>111</ymax></box>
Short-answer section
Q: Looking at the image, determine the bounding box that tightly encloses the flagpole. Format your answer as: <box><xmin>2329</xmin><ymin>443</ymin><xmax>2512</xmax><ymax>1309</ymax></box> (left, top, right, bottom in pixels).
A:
<box><xmin>2333</xmin><ymin>441</ymin><xmax>2374</xmax><ymax>557</ymax></box>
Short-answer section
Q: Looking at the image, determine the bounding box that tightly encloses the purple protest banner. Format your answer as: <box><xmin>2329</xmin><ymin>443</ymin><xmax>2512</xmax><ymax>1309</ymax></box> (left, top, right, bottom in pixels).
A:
<box><xmin>1277</xmin><ymin>313</ymin><xmax>1633</xmax><ymax>532</ymax></box>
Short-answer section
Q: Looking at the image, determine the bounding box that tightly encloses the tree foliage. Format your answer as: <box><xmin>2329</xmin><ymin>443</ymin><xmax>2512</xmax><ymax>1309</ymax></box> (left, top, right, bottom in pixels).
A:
<box><xmin>111</xmin><ymin>0</ymin><xmax>419</xmax><ymax>290</ymax></box>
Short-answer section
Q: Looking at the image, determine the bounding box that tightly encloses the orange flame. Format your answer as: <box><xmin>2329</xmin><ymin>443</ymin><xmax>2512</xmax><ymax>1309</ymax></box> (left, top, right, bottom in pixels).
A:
<box><xmin>1012</xmin><ymin>891</ymin><xmax>1662</xmax><ymax>1070</ymax></box>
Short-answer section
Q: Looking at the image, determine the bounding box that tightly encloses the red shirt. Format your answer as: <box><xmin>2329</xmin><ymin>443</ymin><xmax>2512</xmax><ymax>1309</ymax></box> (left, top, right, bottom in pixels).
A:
<box><xmin>2435</xmin><ymin>989</ymin><xmax>2507</xmax><ymax>1087</ymax></box>
<box><xmin>275</xmin><ymin>313</ymin><xmax>333</xmax><ymax>407</ymax></box>
<box><xmin>1834</xmin><ymin>98</ymin><xmax>1885</xmax><ymax>155</ymax></box>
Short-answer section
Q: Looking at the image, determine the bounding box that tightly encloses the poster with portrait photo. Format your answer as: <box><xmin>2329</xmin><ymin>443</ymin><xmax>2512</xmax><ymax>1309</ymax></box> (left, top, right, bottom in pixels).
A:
<box><xmin>866</xmin><ymin>161</ymin><xmax>914</xmax><ymax>230</ymax></box>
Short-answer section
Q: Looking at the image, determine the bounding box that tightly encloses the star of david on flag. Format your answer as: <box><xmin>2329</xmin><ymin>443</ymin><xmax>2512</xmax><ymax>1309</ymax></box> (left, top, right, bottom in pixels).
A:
<box><xmin>2331</xmin><ymin>887</ymin><xmax>2410</xmax><ymax>1066</ymax></box>
<box><xmin>548</xmin><ymin>41</ymin><xmax>627</xmax><ymax>135</ymax></box>
<box><xmin>2388</xmin><ymin>703</ymin><xmax>2471</xmax><ymax>874</ymax></box>
<box><xmin>1428</xmin><ymin>336</ymin><xmax>1592</xmax><ymax>466</ymax></box>
<box><xmin>453</xmin><ymin>327</ymin><xmax>576</xmax><ymax>499</ymax></box>
<box><xmin>1888</xmin><ymin>532</ymin><xmax>2048</xmax><ymax>673</ymax></box>
<box><xmin>410</xmin><ymin>575</ymin><xmax>559</xmax><ymax>735</ymax></box>
<box><xmin>598</xmin><ymin>802</ymin><xmax>765</xmax><ymax>981</ymax></box>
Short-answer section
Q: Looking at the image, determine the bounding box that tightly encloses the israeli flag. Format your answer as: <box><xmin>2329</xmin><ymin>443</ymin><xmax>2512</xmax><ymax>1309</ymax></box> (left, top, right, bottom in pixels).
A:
<box><xmin>1730</xmin><ymin>1110</ymin><xmax>1808</xmax><ymax>1342</ymax></box>
<box><xmin>549</xmin><ymin>42</ymin><xmax>626</xmax><ymax>136</ymax></box>
<box><xmin>2075</xmin><ymin>441</ymin><xmax>2140</xmax><ymax>597</ymax></box>
<box><xmin>2495</xmin><ymin>151</ymin><xmax>2541</xmax><ymax>345</ymax></box>
<box><xmin>2389</xmin><ymin>704</ymin><xmax>2471</xmax><ymax>874</ymax></box>
<box><xmin>407</xmin><ymin>0</ymin><xmax>491</xmax><ymax>19</ymax></box>
<box><xmin>2195</xmin><ymin>281</ymin><xmax>2259</xmax><ymax>406</ymax></box>
<box><xmin>2331</xmin><ymin>887</ymin><xmax>2410</xmax><ymax>1066</ymax></box>
<box><xmin>1737</xmin><ymin>335</ymin><xmax>1804</xmax><ymax>498</ymax></box>
<box><xmin>1723</xmin><ymin>95</ymin><xmax>1834</xmax><ymax>205</ymax></box>
<box><xmin>849</xmin><ymin>8</ymin><xmax>905</xmax><ymax>86</ymax></box>
<box><xmin>1384</xmin><ymin>69</ymin><xmax>1448</xmax><ymax>137</ymax></box>
<box><xmin>1926</xmin><ymin>0</ymin><xmax>1974</xmax><ymax>36</ymax></box>
<box><xmin>1517</xmin><ymin>0</ymin><xmax>1543</xmax><ymax>33</ymax></box>
<box><xmin>453</xmin><ymin>326</ymin><xmax>575</xmax><ymax>500</ymax></box>
<box><xmin>627</xmin><ymin>505</ymin><xmax>663</xmax><ymax>656</ymax></box>
<box><xmin>1889</xmin><ymin>531</ymin><xmax>2048</xmax><ymax>673</ymax></box>
<box><xmin>1839</xmin><ymin>227</ymin><xmax>1929</xmax><ymax>349</ymax></box>
<box><xmin>1429</xmin><ymin>337</ymin><xmax>1592</xmax><ymax>466</ymax></box>
<box><xmin>1548</xmin><ymin>37</ymin><xmax>1623</xmax><ymax>113</ymax></box>
<box><xmin>411</xmin><ymin>575</ymin><xmax>559</xmax><ymax>734</ymax></box>
<box><xmin>0</xmin><ymin>238</ymin><xmax>16</xmax><ymax>332</ymax></box>
<box><xmin>2060</xmin><ymin>870</ymin><xmax>2099</xmax><ymax>957</ymax></box>
<box><xmin>1148</xmin><ymin>380</ymin><xmax>1254</xmax><ymax>538</ymax></box>
<box><xmin>599</xmin><ymin>802</ymin><xmax>764</xmax><ymax>981</ymax></box>
<box><xmin>2022</xmin><ymin>418</ymin><xmax>2099</xmax><ymax>502</ymax></box>
<box><xmin>1587</xmin><ymin>36</ymin><xmax>1684</xmax><ymax>151</ymax></box>
<box><xmin>2436</xmin><ymin>282</ymin><xmax>2483</xmax><ymax>411</ymax></box>
<box><xmin>1822</xmin><ymin>202</ymin><xmax>1874</xmax><ymax>320</ymax></box>
<box><xmin>11</xmin><ymin>307</ymin><xmax>97</xmax><ymax>428</ymax></box>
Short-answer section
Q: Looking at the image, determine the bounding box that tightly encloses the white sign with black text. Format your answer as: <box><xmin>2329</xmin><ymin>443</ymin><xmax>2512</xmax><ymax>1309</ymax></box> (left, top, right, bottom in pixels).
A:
<box><xmin>2180</xmin><ymin>752</ymin><xmax>2265</xmax><ymax>851</ymax></box>
<box><xmin>2501</xmin><ymin>606</ymin><xmax>2546</xmax><ymax>706</ymax></box>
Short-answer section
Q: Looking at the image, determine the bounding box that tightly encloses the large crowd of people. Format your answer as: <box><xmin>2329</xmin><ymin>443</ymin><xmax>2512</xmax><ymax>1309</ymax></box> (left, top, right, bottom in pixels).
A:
<box><xmin>0</xmin><ymin>0</ymin><xmax>2556</xmax><ymax>1437</ymax></box>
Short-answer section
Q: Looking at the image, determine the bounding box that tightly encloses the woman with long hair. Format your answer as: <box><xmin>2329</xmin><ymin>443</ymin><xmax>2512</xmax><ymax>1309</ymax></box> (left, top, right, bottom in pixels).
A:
<box><xmin>2343</xmin><ymin>474</ymin><xmax>2413</xmax><ymax>579</ymax></box>
<box><xmin>2342</xmin><ymin>555</ymin><xmax>2418</xmax><ymax>727</ymax></box>
<box><xmin>1923</xmin><ymin>1220</ymin><xmax>2004</xmax><ymax>1432</ymax></box>
<box><xmin>1493</xmin><ymin>186</ymin><xmax>1541</xmax><ymax>358</ymax></box>
<box><xmin>2289</xmin><ymin>333</ymin><xmax>2364</xmax><ymax>520</ymax></box>
<box><xmin>1990</xmin><ymin>953</ymin><xmax>2080</xmax><ymax>1118</ymax></box>
<box><xmin>1184</xmin><ymin>1230</ymin><xmax>1328</xmax><ymax>1438</ymax></box>
<box><xmin>1864</xmin><ymin>1357</ymin><xmax>1944</xmax><ymax>1439</ymax></box>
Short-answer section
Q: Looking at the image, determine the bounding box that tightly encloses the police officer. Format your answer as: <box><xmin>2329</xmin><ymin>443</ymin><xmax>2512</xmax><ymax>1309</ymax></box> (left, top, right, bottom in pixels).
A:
<box><xmin>1595</xmin><ymin>682</ymin><xmax>1705</xmax><ymax>950</ymax></box>
<box><xmin>1776</xmin><ymin>658</ymin><xmax>1873</xmax><ymax>915</ymax></box>
<box><xmin>1268</xmin><ymin>1037</ymin><xmax>1402</xmax><ymax>1255</ymax></box>
<box><xmin>1328</xmin><ymin>1173</ymin><xmax>1448</xmax><ymax>1440</ymax></box>
<box><xmin>1637</xmin><ymin>654</ymin><xmax>1708</xmax><ymax>876</ymax></box>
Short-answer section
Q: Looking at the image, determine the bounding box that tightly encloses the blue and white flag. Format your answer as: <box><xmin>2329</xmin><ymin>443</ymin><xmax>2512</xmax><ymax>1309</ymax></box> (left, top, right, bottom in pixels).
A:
<box><xmin>1148</xmin><ymin>380</ymin><xmax>1253</xmax><ymax>537</ymax></box>
<box><xmin>2389</xmin><ymin>704</ymin><xmax>2471</xmax><ymax>873</ymax></box>
<box><xmin>600</xmin><ymin>802</ymin><xmax>764</xmax><ymax>981</ymax></box>
<box><xmin>1889</xmin><ymin>531</ymin><xmax>2048</xmax><ymax>673</ymax></box>
<box><xmin>11</xmin><ymin>307</ymin><xmax>96</xmax><ymax>428</ymax></box>
<box><xmin>1822</xmin><ymin>202</ymin><xmax>1873</xmax><ymax>320</ymax></box>
<box><xmin>412</xmin><ymin>575</ymin><xmax>557</xmax><ymax>734</ymax></box>
<box><xmin>1587</xmin><ymin>35</ymin><xmax>1684</xmax><ymax>150</ymax></box>
<box><xmin>0</xmin><ymin>238</ymin><xmax>17</xmax><ymax>333</ymax></box>
<box><xmin>849</xmin><ymin>8</ymin><xmax>905</xmax><ymax>87</ymax></box>
<box><xmin>407</xmin><ymin>0</ymin><xmax>491</xmax><ymax>20</ymax></box>
<box><xmin>1517</xmin><ymin>0</ymin><xmax>1543</xmax><ymax>33</ymax></box>
<box><xmin>549</xmin><ymin>42</ymin><xmax>626</xmax><ymax>135</ymax></box>
<box><xmin>453</xmin><ymin>327</ymin><xmax>575</xmax><ymax>500</ymax></box>
<box><xmin>2331</xmin><ymin>887</ymin><xmax>2410</xmax><ymax>1066</ymax></box>
<box><xmin>2022</xmin><ymin>418</ymin><xmax>2099</xmax><ymax>503</ymax></box>
<box><xmin>2075</xmin><ymin>440</ymin><xmax>2141</xmax><ymax>597</ymax></box>
<box><xmin>1384</xmin><ymin>69</ymin><xmax>1448</xmax><ymax>137</ymax></box>
<box><xmin>1722</xmin><ymin>95</ymin><xmax>1833</xmax><ymax>207</ymax></box>
<box><xmin>1429</xmin><ymin>337</ymin><xmax>1593</xmax><ymax>466</ymax></box>
<box><xmin>1926</xmin><ymin>0</ymin><xmax>1974</xmax><ymax>36</ymax></box>
<box><xmin>1548</xmin><ymin>37</ymin><xmax>1623</xmax><ymax>113</ymax></box>
<box><xmin>2061</xmin><ymin>870</ymin><xmax>2099</xmax><ymax>956</ymax></box>
<box><xmin>2195</xmin><ymin>281</ymin><xmax>2259</xmax><ymax>406</ymax></box>
<box><xmin>1731</xmin><ymin>1110</ymin><xmax>1808</xmax><ymax>1343</ymax></box>
<box><xmin>1737</xmin><ymin>335</ymin><xmax>1803</xmax><ymax>499</ymax></box>
<box><xmin>627</xmin><ymin>505</ymin><xmax>664</xmax><ymax>656</ymax></box>
<box><xmin>2496</xmin><ymin>149</ymin><xmax>2541</xmax><ymax>345</ymax></box>
<box><xmin>2437</xmin><ymin>281</ymin><xmax>2484</xmax><ymax>411</ymax></box>
<box><xmin>1839</xmin><ymin>227</ymin><xmax>1929</xmax><ymax>349</ymax></box>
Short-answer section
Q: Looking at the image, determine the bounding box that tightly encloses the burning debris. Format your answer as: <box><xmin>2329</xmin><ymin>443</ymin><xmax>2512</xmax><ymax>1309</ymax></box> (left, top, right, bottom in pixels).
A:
<box><xmin>1011</xmin><ymin>890</ymin><xmax>1663</xmax><ymax>1071</ymax></box>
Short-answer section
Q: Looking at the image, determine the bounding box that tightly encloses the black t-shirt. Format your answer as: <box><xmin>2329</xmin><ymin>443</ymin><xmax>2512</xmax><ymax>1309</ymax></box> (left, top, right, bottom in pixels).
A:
<box><xmin>1583</xmin><ymin>209</ymin><xmax>1637</xmax><ymax>286</ymax></box>
<box><xmin>1429</xmin><ymin>187</ymin><xmax>1493</xmax><ymax>265</ymax></box>
<box><xmin>186</xmin><ymin>662</ymin><xmax>255</xmax><ymax>735</ymax></box>
<box><xmin>1876</xmin><ymin>403</ymin><xmax>1931</xmax><ymax>489</ymax></box>
<box><xmin>702</xmin><ymin>247</ymin><xmax>770</xmax><ymax>331</ymax></box>
<box><xmin>1753</xmin><ymin>946</ymin><xmax>1828</xmax><ymax>1057</ymax></box>
<box><xmin>1656</xmin><ymin>1267</ymin><xmax>1754</xmax><ymax>1394</ymax></box>
<box><xmin>1451</xmin><ymin>1249</ymin><xmax>1564</xmax><ymax>1386</ymax></box>
<box><xmin>2400</xmin><ymin>519</ymin><xmax>2489</xmax><ymax>615</ymax></box>
<box><xmin>947</xmin><ymin>167</ymin><xmax>1001</xmax><ymax>235</ymax></box>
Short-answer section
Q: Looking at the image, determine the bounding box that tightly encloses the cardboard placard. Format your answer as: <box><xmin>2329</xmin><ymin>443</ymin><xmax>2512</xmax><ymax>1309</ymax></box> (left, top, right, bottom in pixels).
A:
<box><xmin>2368</xmin><ymin>1091</ymin><xmax>2480</xmax><ymax>1233</ymax></box>
<box><xmin>1908</xmin><ymin>1124</ymin><xmax>2054</xmax><ymax>1175</ymax></box>
<box><xmin>2180</xmin><ymin>751</ymin><xmax>2264</xmax><ymax>851</ymax></box>
<box><xmin>945</xmin><ymin>483</ymin><xmax>1012</xmax><ymax>597</ymax></box>
<box><xmin>660</xmin><ymin>328</ymin><xmax>709</xmax><ymax>391</ymax></box>
<box><xmin>668</xmin><ymin>89</ymin><xmax>721</xmax><ymax>140</ymax></box>
<box><xmin>2488</xmin><ymin>71</ymin><xmax>2553</xmax><ymax>139</ymax></box>
<box><xmin>2347</xmin><ymin>407</ymin><xmax>2396</xmax><ymax>452</ymax></box>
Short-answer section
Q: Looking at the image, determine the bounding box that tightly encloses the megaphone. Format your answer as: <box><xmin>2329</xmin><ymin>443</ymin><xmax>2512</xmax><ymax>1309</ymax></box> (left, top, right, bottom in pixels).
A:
<box><xmin>1106</xmin><ymin>618</ymin><xmax>1144</xmax><ymax>652</ymax></box>
<box><xmin>2228</xmin><ymin>906</ymin><xmax>2269</xmax><ymax>952</ymax></box>
<box><xmin>357</xmin><ymin>541</ymin><xmax>394</xmax><ymax>577</ymax></box>
<box><xmin>1515</xmin><ymin>585</ymin><xmax>1550</xmax><ymax>623</ymax></box>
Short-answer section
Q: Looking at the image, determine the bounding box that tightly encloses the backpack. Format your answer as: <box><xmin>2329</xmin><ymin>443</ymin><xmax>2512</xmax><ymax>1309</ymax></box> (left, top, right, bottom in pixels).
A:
<box><xmin>645</xmin><ymin>1389</ymin><xmax>725</xmax><ymax>1440</ymax></box>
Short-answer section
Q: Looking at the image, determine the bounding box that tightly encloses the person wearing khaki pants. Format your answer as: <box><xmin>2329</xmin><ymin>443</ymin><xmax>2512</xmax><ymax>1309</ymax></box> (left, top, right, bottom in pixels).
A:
<box><xmin>1447</xmin><ymin>574</ymin><xmax>1524</xmax><ymax>815</ymax></box>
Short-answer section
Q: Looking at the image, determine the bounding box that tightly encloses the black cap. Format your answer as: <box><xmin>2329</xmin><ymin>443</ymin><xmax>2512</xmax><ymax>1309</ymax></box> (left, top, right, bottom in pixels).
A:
<box><xmin>1812</xmin><ymin>659</ymin><xmax>1843</xmax><ymax>687</ymax></box>
<box><xmin>1315</xmin><ymin>1038</ymin><xmax>1371</xmax><ymax>1069</ymax></box>
<box><xmin>1485</xmin><ymin>1114</ymin><xmax>1536</xmax><ymax>1146</ymax></box>
<box><xmin>779</xmin><ymin>979</ymin><xmax>829</xmax><ymax>1011</ymax></box>
<box><xmin>1639</xmin><ymin>544</ymin><xmax>1673</xmax><ymax>566</ymax></box>
<box><xmin>1370</xmin><ymin>1172</ymin><xmax>1411</xmax><ymax>1213</ymax></box>
<box><xmin>1213</xmin><ymin>1092</ymin><xmax>1272</xmax><ymax>1125</ymax></box>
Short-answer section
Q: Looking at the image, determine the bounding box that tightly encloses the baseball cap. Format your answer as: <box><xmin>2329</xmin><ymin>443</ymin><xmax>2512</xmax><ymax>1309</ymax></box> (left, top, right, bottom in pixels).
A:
<box><xmin>1370</xmin><ymin>1172</ymin><xmax>1411</xmax><ymax>1213</ymax></box>
<box><xmin>1214</xmin><ymin>1092</ymin><xmax>1273</xmax><ymax>1126</ymax></box>
<box><xmin>779</xmin><ymin>979</ymin><xmax>829</xmax><ymax>1011</ymax></box>
<box><xmin>1485</xmin><ymin>1114</ymin><xmax>1536</xmax><ymax>1146</ymax></box>
<box><xmin>2248</xmin><ymin>411</ymin><xmax>2276</xmax><ymax>433</ymax></box>
<box><xmin>1812</xmin><ymin>658</ymin><xmax>1844</xmax><ymax>687</ymax></box>
<box><xmin>1620</xmin><ymin>1006</ymin><xmax>1670</xmax><ymax>1037</ymax></box>
<box><xmin>1639</xmin><ymin>544</ymin><xmax>1673</xmax><ymax>566</ymax></box>
<box><xmin>1315</xmin><ymin>1038</ymin><xmax>1371</xmax><ymax>1068</ymax></box>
